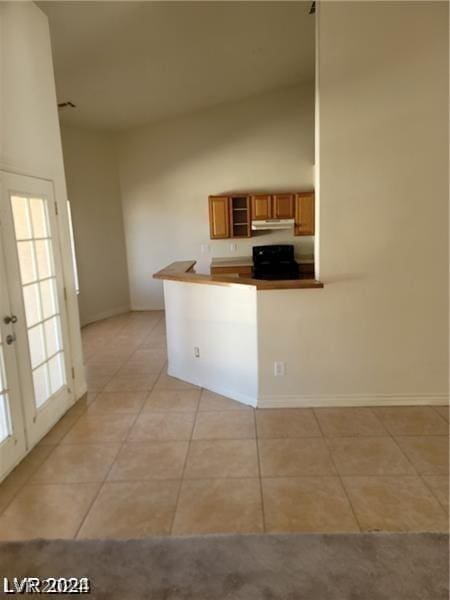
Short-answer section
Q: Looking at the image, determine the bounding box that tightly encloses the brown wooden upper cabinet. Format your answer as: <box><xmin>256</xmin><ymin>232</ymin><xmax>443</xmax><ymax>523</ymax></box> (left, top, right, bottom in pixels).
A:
<box><xmin>272</xmin><ymin>194</ymin><xmax>295</xmax><ymax>219</ymax></box>
<box><xmin>295</xmin><ymin>192</ymin><xmax>315</xmax><ymax>236</ymax></box>
<box><xmin>209</xmin><ymin>196</ymin><xmax>230</xmax><ymax>239</ymax></box>
<box><xmin>251</xmin><ymin>194</ymin><xmax>272</xmax><ymax>220</ymax></box>
<box><xmin>209</xmin><ymin>191</ymin><xmax>314</xmax><ymax>238</ymax></box>
<box><xmin>251</xmin><ymin>194</ymin><xmax>295</xmax><ymax>220</ymax></box>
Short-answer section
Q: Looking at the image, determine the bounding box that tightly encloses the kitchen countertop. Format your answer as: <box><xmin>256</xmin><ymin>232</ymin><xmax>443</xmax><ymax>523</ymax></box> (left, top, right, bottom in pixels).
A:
<box><xmin>153</xmin><ymin>261</ymin><xmax>323</xmax><ymax>290</ymax></box>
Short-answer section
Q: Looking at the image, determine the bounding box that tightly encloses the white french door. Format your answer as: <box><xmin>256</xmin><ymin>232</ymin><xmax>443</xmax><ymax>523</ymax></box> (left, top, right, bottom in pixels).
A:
<box><xmin>0</xmin><ymin>235</ymin><xmax>27</xmax><ymax>480</ymax></box>
<box><xmin>0</xmin><ymin>172</ymin><xmax>74</xmax><ymax>463</ymax></box>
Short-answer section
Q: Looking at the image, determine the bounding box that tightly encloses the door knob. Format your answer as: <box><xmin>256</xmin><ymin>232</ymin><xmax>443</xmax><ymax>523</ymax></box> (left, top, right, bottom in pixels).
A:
<box><xmin>6</xmin><ymin>334</ymin><xmax>16</xmax><ymax>345</ymax></box>
<box><xmin>4</xmin><ymin>315</ymin><xmax>17</xmax><ymax>325</ymax></box>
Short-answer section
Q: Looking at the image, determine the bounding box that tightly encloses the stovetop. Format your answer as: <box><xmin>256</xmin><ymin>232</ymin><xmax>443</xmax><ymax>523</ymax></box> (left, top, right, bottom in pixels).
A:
<box><xmin>252</xmin><ymin>244</ymin><xmax>299</xmax><ymax>280</ymax></box>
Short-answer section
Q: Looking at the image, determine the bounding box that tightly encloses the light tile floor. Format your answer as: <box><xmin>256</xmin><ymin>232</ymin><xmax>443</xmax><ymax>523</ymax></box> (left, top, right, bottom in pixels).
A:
<box><xmin>0</xmin><ymin>311</ymin><xmax>448</xmax><ymax>540</ymax></box>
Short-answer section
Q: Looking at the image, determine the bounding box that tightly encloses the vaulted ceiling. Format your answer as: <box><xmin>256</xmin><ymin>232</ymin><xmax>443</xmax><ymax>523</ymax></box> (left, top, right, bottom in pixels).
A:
<box><xmin>38</xmin><ymin>1</ymin><xmax>315</xmax><ymax>132</ymax></box>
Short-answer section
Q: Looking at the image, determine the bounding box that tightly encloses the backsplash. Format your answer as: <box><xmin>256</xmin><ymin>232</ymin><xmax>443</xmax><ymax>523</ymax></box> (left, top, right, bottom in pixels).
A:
<box><xmin>208</xmin><ymin>230</ymin><xmax>313</xmax><ymax>255</ymax></box>
<box><xmin>195</xmin><ymin>230</ymin><xmax>314</xmax><ymax>271</ymax></box>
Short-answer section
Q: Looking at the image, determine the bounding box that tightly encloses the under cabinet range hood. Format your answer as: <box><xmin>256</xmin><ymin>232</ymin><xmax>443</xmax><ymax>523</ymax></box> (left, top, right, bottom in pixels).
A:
<box><xmin>251</xmin><ymin>218</ymin><xmax>294</xmax><ymax>231</ymax></box>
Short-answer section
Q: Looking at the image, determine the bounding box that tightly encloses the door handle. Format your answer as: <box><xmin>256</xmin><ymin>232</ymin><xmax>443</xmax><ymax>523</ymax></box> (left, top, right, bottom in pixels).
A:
<box><xmin>6</xmin><ymin>334</ymin><xmax>16</xmax><ymax>345</ymax></box>
<box><xmin>4</xmin><ymin>315</ymin><xmax>18</xmax><ymax>325</ymax></box>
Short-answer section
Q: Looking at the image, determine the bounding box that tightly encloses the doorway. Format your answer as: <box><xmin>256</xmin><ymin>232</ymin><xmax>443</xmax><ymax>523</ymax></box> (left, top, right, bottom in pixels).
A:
<box><xmin>0</xmin><ymin>171</ymin><xmax>74</xmax><ymax>480</ymax></box>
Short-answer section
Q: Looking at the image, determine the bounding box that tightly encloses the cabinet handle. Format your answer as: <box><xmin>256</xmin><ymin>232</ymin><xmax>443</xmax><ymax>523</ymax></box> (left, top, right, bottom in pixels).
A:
<box><xmin>6</xmin><ymin>334</ymin><xmax>16</xmax><ymax>345</ymax></box>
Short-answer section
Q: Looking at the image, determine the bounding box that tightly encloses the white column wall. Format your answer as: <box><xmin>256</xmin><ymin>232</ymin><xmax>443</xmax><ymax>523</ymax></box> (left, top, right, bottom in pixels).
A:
<box><xmin>164</xmin><ymin>281</ymin><xmax>258</xmax><ymax>406</ymax></box>
<box><xmin>0</xmin><ymin>2</ymin><xmax>86</xmax><ymax>399</ymax></box>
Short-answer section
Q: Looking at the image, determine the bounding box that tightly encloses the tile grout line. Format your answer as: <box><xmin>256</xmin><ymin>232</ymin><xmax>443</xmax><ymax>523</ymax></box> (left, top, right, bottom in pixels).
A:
<box><xmin>0</xmin><ymin>447</ymin><xmax>57</xmax><ymax>519</ymax></box>
<box><xmin>71</xmin><ymin>410</ymin><xmax>139</xmax><ymax>540</ymax></box>
<box><xmin>72</xmin><ymin>315</ymin><xmax>167</xmax><ymax>539</ymax></box>
<box><xmin>311</xmin><ymin>408</ymin><xmax>363</xmax><ymax>533</ymax></box>
<box><xmin>371</xmin><ymin>408</ymin><xmax>449</xmax><ymax>521</ymax></box>
<box><xmin>430</xmin><ymin>405</ymin><xmax>450</xmax><ymax>423</ymax></box>
<box><xmin>387</xmin><ymin>428</ymin><xmax>449</xmax><ymax>516</ymax></box>
<box><xmin>169</xmin><ymin>387</ymin><xmax>202</xmax><ymax>536</ymax></box>
<box><xmin>254</xmin><ymin>410</ymin><xmax>267</xmax><ymax>533</ymax></box>
<box><xmin>85</xmin><ymin>311</ymin><xmax>164</xmax><ymax>396</ymax></box>
<box><xmin>25</xmin><ymin>472</ymin><xmax>436</xmax><ymax>486</ymax></box>
<box><xmin>0</xmin><ymin>398</ymin><xmax>93</xmax><ymax>519</ymax></box>
<box><xmin>80</xmin><ymin>311</ymin><xmax>165</xmax><ymax>407</ymax></box>
<box><xmin>418</xmin><ymin>473</ymin><xmax>449</xmax><ymax>513</ymax></box>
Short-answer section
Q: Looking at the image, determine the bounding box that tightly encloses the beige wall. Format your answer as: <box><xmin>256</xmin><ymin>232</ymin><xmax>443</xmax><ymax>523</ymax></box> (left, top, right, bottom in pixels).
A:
<box><xmin>0</xmin><ymin>1</ymin><xmax>85</xmax><ymax>400</ymax></box>
<box><xmin>116</xmin><ymin>85</ymin><xmax>315</xmax><ymax>309</ymax></box>
<box><xmin>258</xmin><ymin>1</ymin><xmax>448</xmax><ymax>406</ymax></box>
<box><xmin>61</xmin><ymin>126</ymin><xmax>130</xmax><ymax>325</ymax></box>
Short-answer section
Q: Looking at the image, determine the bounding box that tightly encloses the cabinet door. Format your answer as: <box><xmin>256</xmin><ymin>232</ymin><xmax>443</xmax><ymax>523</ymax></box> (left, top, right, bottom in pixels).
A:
<box><xmin>251</xmin><ymin>195</ymin><xmax>272</xmax><ymax>220</ymax></box>
<box><xmin>295</xmin><ymin>193</ymin><xmax>315</xmax><ymax>235</ymax></box>
<box><xmin>272</xmin><ymin>194</ymin><xmax>294</xmax><ymax>219</ymax></box>
<box><xmin>209</xmin><ymin>196</ymin><xmax>230</xmax><ymax>239</ymax></box>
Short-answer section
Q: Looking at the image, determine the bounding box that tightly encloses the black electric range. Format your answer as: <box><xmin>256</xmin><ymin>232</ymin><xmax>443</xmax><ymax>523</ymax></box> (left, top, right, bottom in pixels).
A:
<box><xmin>252</xmin><ymin>244</ymin><xmax>300</xmax><ymax>280</ymax></box>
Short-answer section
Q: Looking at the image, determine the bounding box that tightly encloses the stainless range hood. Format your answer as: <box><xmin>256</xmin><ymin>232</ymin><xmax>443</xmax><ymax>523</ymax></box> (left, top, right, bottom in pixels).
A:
<box><xmin>251</xmin><ymin>218</ymin><xmax>294</xmax><ymax>231</ymax></box>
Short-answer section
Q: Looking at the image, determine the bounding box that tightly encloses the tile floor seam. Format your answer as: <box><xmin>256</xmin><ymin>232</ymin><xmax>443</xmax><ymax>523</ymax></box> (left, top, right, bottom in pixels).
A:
<box><xmin>394</xmin><ymin>433</ymin><xmax>450</xmax><ymax>440</ymax></box>
<box><xmin>112</xmin><ymin>348</ymin><xmax>187</xmax><ymax>537</ymax></box>
<box><xmin>0</xmin><ymin>445</ymin><xmax>58</xmax><ymax>519</ymax></box>
<box><xmin>324</xmin><ymin>435</ymin><xmax>423</xmax><ymax>478</ymax></box>
<box><xmin>170</xmin><ymin>387</ymin><xmax>202</xmax><ymax>535</ymax></box>
<box><xmin>371</xmin><ymin>429</ymin><xmax>448</xmax><ymax>521</ymax></box>
<box><xmin>46</xmin><ymin>396</ymin><xmax>93</xmax><ymax>445</ymax></box>
<box><xmin>366</xmin><ymin>407</ymin><xmax>390</xmax><ymax>435</ymax></box>
<box><xmin>393</xmin><ymin>433</ymin><xmax>449</xmax><ymax>437</ymax></box>
<box><xmin>0</xmin><ymin>398</ymin><xmax>94</xmax><ymax>518</ymax></box>
<box><xmin>312</xmin><ymin>409</ymin><xmax>363</xmax><ymax>533</ymax></box>
<box><xmin>417</xmin><ymin>474</ymin><xmax>449</xmax><ymax>515</ymax></box>
<box><xmin>69</xmin><ymin>472</ymin><xmax>448</xmax><ymax>483</ymax></box>
<box><xmin>372</xmin><ymin>406</ymin><xmax>449</xmax><ymax>437</ymax></box>
<box><xmin>72</xmin><ymin>413</ymin><xmax>142</xmax><ymax>540</ymax></box>
<box><xmin>29</xmin><ymin>441</ymin><xmax>124</xmax><ymax>486</ymax></box>
<box><xmin>431</xmin><ymin>404</ymin><xmax>450</xmax><ymax>422</ymax></box>
<box><xmin>83</xmin><ymin>313</ymin><xmax>163</xmax><ymax>394</ymax></box>
<box><xmin>394</xmin><ymin>435</ymin><xmax>450</xmax><ymax>478</ymax></box>
<box><xmin>86</xmin><ymin>351</ymin><xmax>129</xmax><ymax>393</ymax></box>
<box><xmin>253</xmin><ymin>408</ymin><xmax>267</xmax><ymax>533</ymax></box>
<box><xmin>119</xmin><ymin>348</ymin><xmax>168</xmax><ymax>442</ymax></box>
<box><xmin>387</xmin><ymin>431</ymin><xmax>424</xmax><ymax>478</ymax></box>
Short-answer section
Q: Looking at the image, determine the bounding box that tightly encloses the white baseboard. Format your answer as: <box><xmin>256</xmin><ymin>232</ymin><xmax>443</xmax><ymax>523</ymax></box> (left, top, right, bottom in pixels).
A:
<box><xmin>258</xmin><ymin>393</ymin><xmax>449</xmax><ymax>409</ymax></box>
<box><xmin>167</xmin><ymin>364</ymin><xmax>257</xmax><ymax>408</ymax></box>
<box><xmin>74</xmin><ymin>381</ymin><xmax>87</xmax><ymax>402</ymax></box>
<box><xmin>131</xmin><ymin>304</ymin><xmax>165</xmax><ymax>311</ymax></box>
<box><xmin>81</xmin><ymin>304</ymin><xmax>131</xmax><ymax>326</ymax></box>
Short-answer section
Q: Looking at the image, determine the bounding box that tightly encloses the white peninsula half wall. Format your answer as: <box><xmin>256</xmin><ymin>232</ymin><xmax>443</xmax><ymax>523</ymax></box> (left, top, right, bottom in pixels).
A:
<box><xmin>155</xmin><ymin>257</ymin><xmax>446</xmax><ymax>409</ymax></box>
<box><xmin>164</xmin><ymin>280</ymin><xmax>259</xmax><ymax>407</ymax></box>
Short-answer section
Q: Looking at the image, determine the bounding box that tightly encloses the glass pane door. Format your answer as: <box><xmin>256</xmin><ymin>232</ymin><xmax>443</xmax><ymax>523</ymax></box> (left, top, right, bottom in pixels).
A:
<box><xmin>1</xmin><ymin>172</ymin><xmax>73</xmax><ymax>448</ymax></box>
<box><xmin>11</xmin><ymin>195</ymin><xmax>67</xmax><ymax>408</ymax></box>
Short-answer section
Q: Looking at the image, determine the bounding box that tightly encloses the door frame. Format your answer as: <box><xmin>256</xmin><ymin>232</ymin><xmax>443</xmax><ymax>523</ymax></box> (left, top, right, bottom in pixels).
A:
<box><xmin>0</xmin><ymin>171</ymin><xmax>75</xmax><ymax>448</ymax></box>
<box><xmin>0</xmin><ymin>230</ymin><xmax>27</xmax><ymax>481</ymax></box>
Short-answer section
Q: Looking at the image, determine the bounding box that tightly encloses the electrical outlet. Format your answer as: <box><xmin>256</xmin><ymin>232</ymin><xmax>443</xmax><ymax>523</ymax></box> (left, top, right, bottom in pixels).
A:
<box><xmin>194</xmin><ymin>347</ymin><xmax>200</xmax><ymax>358</ymax></box>
<box><xmin>274</xmin><ymin>361</ymin><xmax>285</xmax><ymax>376</ymax></box>
<box><xmin>230</xmin><ymin>243</ymin><xmax>237</xmax><ymax>252</ymax></box>
<box><xmin>201</xmin><ymin>244</ymin><xmax>211</xmax><ymax>254</ymax></box>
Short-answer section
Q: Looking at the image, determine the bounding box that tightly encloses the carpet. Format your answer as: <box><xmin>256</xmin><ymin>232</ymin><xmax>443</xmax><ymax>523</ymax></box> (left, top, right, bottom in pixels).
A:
<box><xmin>0</xmin><ymin>533</ymin><xmax>447</xmax><ymax>599</ymax></box>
